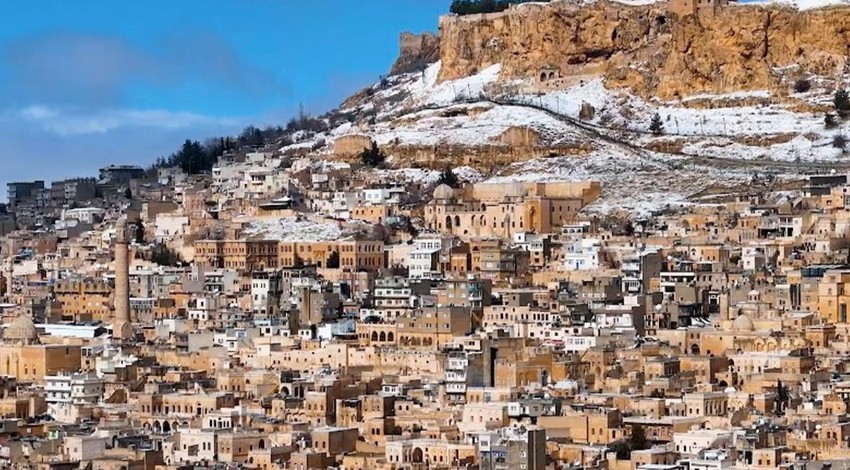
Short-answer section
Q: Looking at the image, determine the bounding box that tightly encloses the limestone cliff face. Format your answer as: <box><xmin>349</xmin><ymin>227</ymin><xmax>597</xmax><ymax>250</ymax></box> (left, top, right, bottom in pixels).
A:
<box><xmin>436</xmin><ymin>1</ymin><xmax>850</xmax><ymax>98</ymax></box>
<box><xmin>390</xmin><ymin>32</ymin><xmax>440</xmax><ymax>75</ymax></box>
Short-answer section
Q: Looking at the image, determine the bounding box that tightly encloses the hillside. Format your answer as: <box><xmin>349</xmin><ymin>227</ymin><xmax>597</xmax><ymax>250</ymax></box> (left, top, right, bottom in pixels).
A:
<box><xmin>280</xmin><ymin>0</ymin><xmax>850</xmax><ymax>216</ymax></box>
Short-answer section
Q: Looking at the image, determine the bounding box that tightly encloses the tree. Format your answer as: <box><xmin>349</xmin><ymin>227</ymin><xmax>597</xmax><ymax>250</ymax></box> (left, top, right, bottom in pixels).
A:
<box><xmin>835</xmin><ymin>89</ymin><xmax>850</xmax><ymax>117</ymax></box>
<box><xmin>610</xmin><ymin>441</ymin><xmax>631</xmax><ymax>460</ymax></box>
<box><xmin>124</xmin><ymin>187</ymin><xmax>132</xmax><ymax>199</ymax></box>
<box><xmin>630</xmin><ymin>425</ymin><xmax>648</xmax><ymax>452</ymax></box>
<box><xmin>825</xmin><ymin>112</ymin><xmax>838</xmax><ymax>129</ymax></box>
<box><xmin>775</xmin><ymin>379</ymin><xmax>790</xmax><ymax>415</ymax></box>
<box><xmin>151</xmin><ymin>244</ymin><xmax>184</xmax><ymax>267</ymax></box>
<box><xmin>359</xmin><ymin>142</ymin><xmax>386</xmax><ymax>167</ymax></box>
<box><xmin>437</xmin><ymin>167</ymin><xmax>460</xmax><ymax>188</ymax></box>
<box><xmin>238</xmin><ymin>125</ymin><xmax>264</xmax><ymax>148</ymax></box>
<box><xmin>134</xmin><ymin>220</ymin><xmax>146</xmax><ymax>244</ymax></box>
<box><xmin>833</xmin><ymin>134</ymin><xmax>848</xmax><ymax>153</ymax></box>
<box><xmin>327</xmin><ymin>251</ymin><xmax>340</xmax><ymax>269</ymax></box>
<box><xmin>793</xmin><ymin>79</ymin><xmax>811</xmax><ymax>94</ymax></box>
<box><xmin>649</xmin><ymin>113</ymin><xmax>664</xmax><ymax>135</ymax></box>
<box><xmin>449</xmin><ymin>0</ymin><xmax>545</xmax><ymax>15</ymax></box>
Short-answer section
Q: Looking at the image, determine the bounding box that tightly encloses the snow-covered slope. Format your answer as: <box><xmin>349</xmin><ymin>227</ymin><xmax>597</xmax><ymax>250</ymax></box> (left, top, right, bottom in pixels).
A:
<box><xmin>321</xmin><ymin>59</ymin><xmax>848</xmax><ymax>215</ymax></box>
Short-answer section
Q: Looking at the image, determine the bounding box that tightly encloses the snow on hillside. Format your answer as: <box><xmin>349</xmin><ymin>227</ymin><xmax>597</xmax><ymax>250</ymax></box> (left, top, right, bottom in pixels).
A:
<box><xmin>485</xmin><ymin>143</ymin><xmax>755</xmax><ymax>216</ymax></box>
<box><xmin>325</xmin><ymin>57</ymin><xmax>844</xmax><ymax>214</ymax></box>
<box><xmin>744</xmin><ymin>0</ymin><xmax>850</xmax><ymax>10</ymax></box>
<box><xmin>373</xmin><ymin>166</ymin><xmax>484</xmax><ymax>185</ymax></box>
<box><xmin>404</xmin><ymin>62</ymin><xmax>501</xmax><ymax>107</ymax></box>
<box><xmin>369</xmin><ymin>103</ymin><xmax>583</xmax><ymax>147</ymax></box>
<box><xmin>535</xmin><ymin>78</ymin><xmax>821</xmax><ymax>139</ymax></box>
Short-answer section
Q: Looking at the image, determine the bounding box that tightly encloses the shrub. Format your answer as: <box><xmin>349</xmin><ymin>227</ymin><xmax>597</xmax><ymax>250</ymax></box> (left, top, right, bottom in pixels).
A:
<box><xmin>833</xmin><ymin>134</ymin><xmax>848</xmax><ymax>152</ymax></box>
<box><xmin>793</xmin><ymin>79</ymin><xmax>811</xmax><ymax>94</ymax></box>
<box><xmin>825</xmin><ymin>112</ymin><xmax>838</xmax><ymax>129</ymax></box>
<box><xmin>835</xmin><ymin>89</ymin><xmax>850</xmax><ymax>117</ymax></box>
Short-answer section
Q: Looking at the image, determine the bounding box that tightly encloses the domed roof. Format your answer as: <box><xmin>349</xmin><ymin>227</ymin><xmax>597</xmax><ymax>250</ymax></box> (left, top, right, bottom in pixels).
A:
<box><xmin>732</xmin><ymin>313</ymin><xmax>755</xmax><ymax>332</ymax></box>
<box><xmin>5</xmin><ymin>315</ymin><xmax>38</xmax><ymax>344</ymax></box>
<box><xmin>433</xmin><ymin>184</ymin><xmax>455</xmax><ymax>200</ymax></box>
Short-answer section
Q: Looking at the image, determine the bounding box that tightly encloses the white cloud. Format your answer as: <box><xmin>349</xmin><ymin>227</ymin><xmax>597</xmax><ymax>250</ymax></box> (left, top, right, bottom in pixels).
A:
<box><xmin>20</xmin><ymin>105</ymin><xmax>58</xmax><ymax>120</ymax></box>
<box><xmin>16</xmin><ymin>105</ymin><xmax>239</xmax><ymax>136</ymax></box>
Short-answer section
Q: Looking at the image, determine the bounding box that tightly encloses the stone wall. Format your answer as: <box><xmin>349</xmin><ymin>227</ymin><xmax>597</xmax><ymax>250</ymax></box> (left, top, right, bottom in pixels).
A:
<box><xmin>390</xmin><ymin>32</ymin><xmax>440</xmax><ymax>75</ymax></box>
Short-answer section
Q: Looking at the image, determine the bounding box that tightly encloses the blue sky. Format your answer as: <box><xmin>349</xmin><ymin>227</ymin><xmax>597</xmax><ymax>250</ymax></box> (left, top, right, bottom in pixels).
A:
<box><xmin>0</xmin><ymin>0</ymin><xmax>450</xmax><ymax>198</ymax></box>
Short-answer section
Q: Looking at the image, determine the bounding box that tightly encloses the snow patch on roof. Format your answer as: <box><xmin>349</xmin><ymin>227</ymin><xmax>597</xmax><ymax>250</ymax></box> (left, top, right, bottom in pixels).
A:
<box><xmin>241</xmin><ymin>217</ymin><xmax>348</xmax><ymax>242</ymax></box>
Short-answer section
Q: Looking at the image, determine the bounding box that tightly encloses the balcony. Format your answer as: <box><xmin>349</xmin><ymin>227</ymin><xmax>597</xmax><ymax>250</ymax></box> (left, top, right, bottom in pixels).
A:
<box><xmin>446</xmin><ymin>383</ymin><xmax>467</xmax><ymax>394</ymax></box>
<box><xmin>447</xmin><ymin>358</ymin><xmax>468</xmax><ymax>370</ymax></box>
<box><xmin>446</xmin><ymin>371</ymin><xmax>467</xmax><ymax>382</ymax></box>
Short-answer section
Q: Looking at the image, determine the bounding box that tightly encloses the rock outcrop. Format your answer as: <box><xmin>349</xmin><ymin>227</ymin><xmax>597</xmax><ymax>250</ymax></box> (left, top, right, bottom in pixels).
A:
<box><xmin>435</xmin><ymin>0</ymin><xmax>850</xmax><ymax>98</ymax></box>
<box><xmin>390</xmin><ymin>32</ymin><xmax>440</xmax><ymax>75</ymax></box>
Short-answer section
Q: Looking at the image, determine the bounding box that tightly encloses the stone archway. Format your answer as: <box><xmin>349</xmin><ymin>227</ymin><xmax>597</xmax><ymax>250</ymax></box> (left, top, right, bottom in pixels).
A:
<box><xmin>412</xmin><ymin>448</ymin><xmax>424</xmax><ymax>463</ymax></box>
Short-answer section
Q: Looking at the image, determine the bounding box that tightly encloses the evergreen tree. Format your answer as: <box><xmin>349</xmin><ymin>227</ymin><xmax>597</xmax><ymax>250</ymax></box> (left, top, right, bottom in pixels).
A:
<box><xmin>649</xmin><ymin>113</ymin><xmax>664</xmax><ymax>135</ymax></box>
<box><xmin>151</xmin><ymin>244</ymin><xmax>184</xmax><ymax>267</ymax></box>
<box><xmin>437</xmin><ymin>167</ymin><xmax>460</xmax><ymax>188</ymax></box>
<box><xmin>835</xmin><ymin>89</ymin><xmax>850</xmax><ymax>117</ymax></box>
<box><xmin>134</xmin><ymin>220</ymin><xmax>146</xmax><ymax>244</ymax></box>
<box><xmin>359</xmin><ymin>142</ymin><xmax>386</xmax><ymax>167</ymax></box>
<box><xmin>630</xmin><ymin>425</ymin><xmax>648</xmax><ymax>451</ymax></box>
<box><xmin>238</xmin><ymin>125</ymin><xmax>264</xmax><ymax>148</ymax></box>
<box><xmin>825</xmin><ymin>112</ymin><xmax>838</xmax><ymax>129</ymax></box>
<box><xmin>327</xmin><ymin>251</ymin><xmax>340</xmax><ymax>269</ymax></box>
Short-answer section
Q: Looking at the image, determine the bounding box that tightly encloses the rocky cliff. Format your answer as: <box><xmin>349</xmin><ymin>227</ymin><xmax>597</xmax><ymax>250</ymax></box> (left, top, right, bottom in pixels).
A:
<box><xmin>436</xmin><ymin>1</ymin><xmax>850</xmax><ymax>98</ymax></box>
<box><xmin>389</xmin><ymin>32</ymin><xmax>440</xmax><ymax>75</ymax></box>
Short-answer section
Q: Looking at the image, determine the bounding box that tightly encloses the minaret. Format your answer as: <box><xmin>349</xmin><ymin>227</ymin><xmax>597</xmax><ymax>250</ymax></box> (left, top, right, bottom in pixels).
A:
<box><xmin>113</xmin><ymin>217</ymin><xmax>133</xmax><ymax>340</ymax></box>
<box><xmin>4</xmin><ymin>258</ymin><xmax>12</xmax><ymax>302</ymax></box>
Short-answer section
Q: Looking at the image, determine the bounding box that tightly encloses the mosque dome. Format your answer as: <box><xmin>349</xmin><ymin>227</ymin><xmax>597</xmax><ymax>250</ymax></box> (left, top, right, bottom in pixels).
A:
<box><xmin>433</xmin><ymin>184</ymin><xmax>455</xmax><ymax>200</ymax></box>
<box><xmin>732</xmin><ymin>313</ymin><xmax>755</xmax><ymax>332</ymax></box>
<box><xmin>4</xmin><ymin>315</ymin><xmax>38</xmax><ymax>344</ymax></box>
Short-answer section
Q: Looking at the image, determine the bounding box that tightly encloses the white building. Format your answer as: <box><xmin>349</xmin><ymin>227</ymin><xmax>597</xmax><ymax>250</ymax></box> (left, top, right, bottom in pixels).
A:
<box><xmin>673</xmin><ymin>429</ymin><xmax>733</xmax><ymax>457</ymax></box>
<box><xmin>154</xmin><ymin>213</ymin><xmax>190</xmax><ymax>241</ymax></box>
<box><xmin>62</xmin><ymin>207</ymin><xmax>105</xmax><ymax>224</ymax></box>
<box><xmin>563</xmin><ymin>237</ymin><xmax>601</xmax><ymax>271</ymax></box>
<box><xmin>44</xmin><ymin>372</ymin><xmax>104</xmax><ymax>405</ymax></box>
